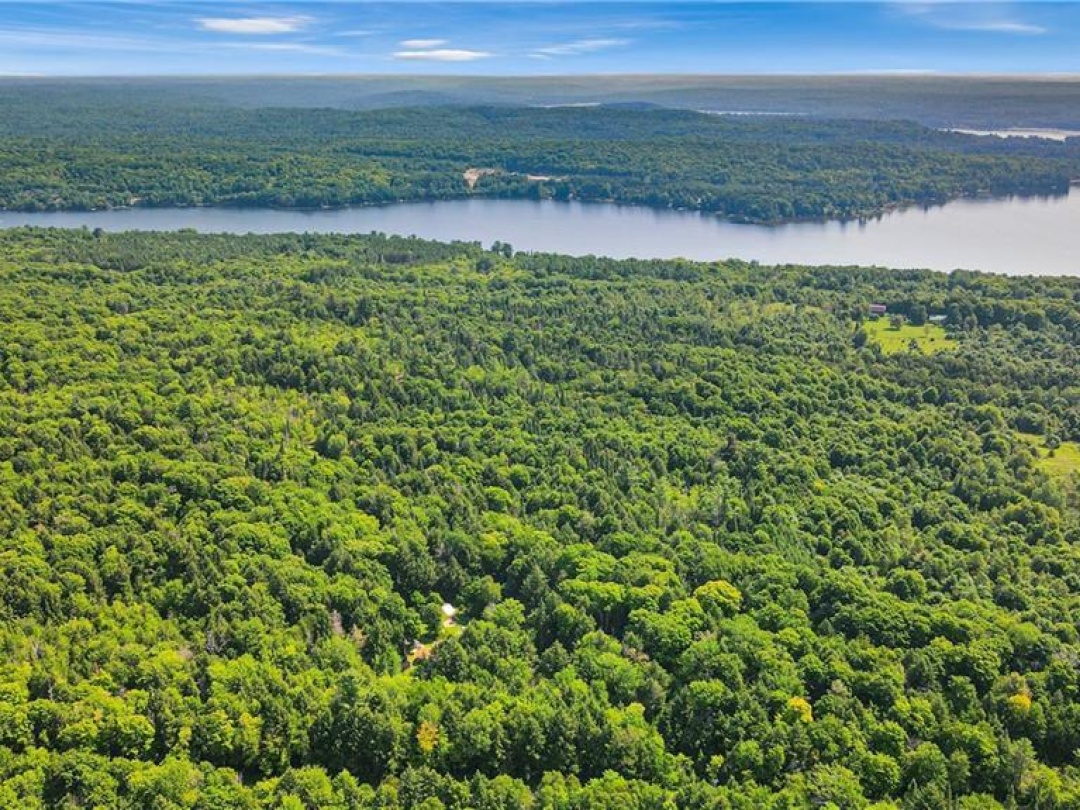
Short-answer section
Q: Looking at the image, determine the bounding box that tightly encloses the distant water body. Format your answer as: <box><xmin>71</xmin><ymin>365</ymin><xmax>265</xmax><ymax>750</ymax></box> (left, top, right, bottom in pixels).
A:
<box><xmin>2</xmin><ymin>189</ymin><xmax>1078</xmax><ymax>276</ymax></box>
<box><xmin>945</xmin><ymin>128</ymin><xmax>1080</xmax><ymax>142</ymax></box>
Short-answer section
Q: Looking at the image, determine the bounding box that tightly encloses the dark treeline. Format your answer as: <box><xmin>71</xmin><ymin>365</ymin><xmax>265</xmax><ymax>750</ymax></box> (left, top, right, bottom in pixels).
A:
<box><xmin>4</xmin><ymin>76</ymin><xmax>1080</xmax><ymax>129</ymax></box>
<box><xmin>2</xmin><ymin>228</ymin><xmax>1080</xmax><ymax>808</ymax></box>
<box><xmin>1</xmin><ymin>100</ymin><xmax>1078</xmax><ymax>222</ymax></box>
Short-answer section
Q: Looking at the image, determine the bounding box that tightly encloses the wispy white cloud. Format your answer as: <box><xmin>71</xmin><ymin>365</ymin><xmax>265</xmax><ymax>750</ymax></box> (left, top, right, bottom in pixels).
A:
<box><xmin>0</xmin><ymin>28</ymin><xmax>183</xmax><ymax>53</ymax></box>
<box><xmin>0</xmin><ymin>19</ymin><xmax>333</xmax><ymax>58</ymax></box>
<box><xmin>196</xmin><ymin>16</ymin><xmax>312</xmax><ymax>35</ymax></box>
<box><xmin>221</xmin><ymin>41</ymin><xmax>344</xmax><ymax>56</ymax></box>
<box><xmin>532</xmin><ymin>38</ymin><xmax>630</xmax><ymax>58</ymax></box>
<box><xmin>895</xmin><ymin>2</ymin><xmax>1047</xmax><ymax>35</ymax></box>
<box><xmin>612</xmin><ymin>19</ymin><xmax>682</xmax><ymax>32</ymax></box>
<box><xmin>393</xmin><ymin>48</ymin><xmax>491</xmax><ymax>62</ymax></box>
<box><xmin>951</xmin><ymin>20</ymin><xmax>1046</xmax><ymax>34</ymax></box>
<box><xmin>399</xmin><ymin>38</ymin><xmax>447</xmax><ymax>49</ymax></box>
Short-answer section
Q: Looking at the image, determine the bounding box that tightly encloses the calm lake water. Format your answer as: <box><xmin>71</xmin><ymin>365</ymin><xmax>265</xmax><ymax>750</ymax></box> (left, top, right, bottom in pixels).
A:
<box><xmin>946</xmin><ymin>128</ymin><xmax>1080</xmax><ymax>142</ymax></box>
<box><xmin>2</xmin><ymin>190</ymin><xmax>1078</xmax><ymax>276</ymax></box>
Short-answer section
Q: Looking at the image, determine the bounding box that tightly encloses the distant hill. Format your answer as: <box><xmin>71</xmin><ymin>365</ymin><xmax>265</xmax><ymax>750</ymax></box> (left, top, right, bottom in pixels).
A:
<box><xmin>4</xmin><ymin>75</ymin><xmax>1080</xmax><ymax>128</ymax></box>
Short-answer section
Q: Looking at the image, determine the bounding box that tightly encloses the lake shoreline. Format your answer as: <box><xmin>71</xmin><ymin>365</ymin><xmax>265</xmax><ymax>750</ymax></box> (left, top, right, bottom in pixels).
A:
<box><xmin>1</xmin><ymin>190</ymin><xmax>1077</xmax><ymax>276</ymax></box>
<box><xmin>944</xmin><ymin>127</ymin><xmax>1080</xmax><ymax>142</ymax></box>
<box><xmin>0</xmin><ymin>181</ymin><xmax>1074</xmax><ymax>229</ymax></box>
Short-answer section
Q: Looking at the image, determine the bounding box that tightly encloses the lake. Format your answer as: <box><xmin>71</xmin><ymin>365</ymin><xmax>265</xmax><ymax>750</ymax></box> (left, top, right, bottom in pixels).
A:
<box><xmin>945</xmin><ymin>128</ymin><xmax>1080</xmax><ymax>142</ymax></box>
<box><xmin>2</xmin><ymin>190</ymin><xmax>1078</xmax><ymax>276</ymax></box>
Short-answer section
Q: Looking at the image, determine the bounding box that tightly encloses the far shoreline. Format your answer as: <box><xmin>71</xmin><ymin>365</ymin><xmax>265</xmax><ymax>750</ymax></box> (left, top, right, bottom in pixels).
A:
<box><xmin>944</xmin><ymin>127</ymin><xmax>1080</xmax><ymax>142</ymax></box>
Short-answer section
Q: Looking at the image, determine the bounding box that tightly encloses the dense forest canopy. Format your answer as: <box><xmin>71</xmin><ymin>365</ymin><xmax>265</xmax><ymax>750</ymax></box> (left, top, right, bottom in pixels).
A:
<box><xmin>2</xmin><ymin>227</ymin><xmax>1080</xmax><ymax>808</ymax></box>
<box><xmin>5</xmin><ymin>76</ymin><xmax>1080</xmax><ymax>129</ymax></box>
<box><xmin>1</xmin><ymin>95</ymin><xmax>1078</xmax><ymax>222</ymax></box>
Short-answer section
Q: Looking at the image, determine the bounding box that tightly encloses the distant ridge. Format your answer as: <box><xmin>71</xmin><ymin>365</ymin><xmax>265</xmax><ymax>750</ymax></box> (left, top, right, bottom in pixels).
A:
<box><xmin>4</xmin><ymin>75</ymin><xmax>1080</xmax><ymax>128</ymax></box>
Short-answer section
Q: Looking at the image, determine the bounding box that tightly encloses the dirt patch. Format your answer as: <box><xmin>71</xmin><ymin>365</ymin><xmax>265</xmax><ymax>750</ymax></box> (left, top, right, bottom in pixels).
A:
<box><xmin>464</xmin><ymin>168</ymin><xmax>561</xmax><ymax>189</ymax></box>
<box><xmin>463</xmin><ymin>168</ymin><xmax>499</xmax><ymax>189</ymax></box>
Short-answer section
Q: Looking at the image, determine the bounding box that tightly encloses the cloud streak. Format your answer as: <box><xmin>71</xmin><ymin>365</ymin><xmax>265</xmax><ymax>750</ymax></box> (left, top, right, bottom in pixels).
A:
<box><xmin>944</xmin><ymin>20</ymin><xmax>1046</xmax><ymax>34</ymax></box>
<box><xmin>0</xmin><ymin>28</ymin><xmax>187</xmax><ymax>53</ymax></box>
<box><xmin>532</xmin><ymin>38</ymin><xmax>630</xmax><ymax>58</ymax></box>
<box><xmin>221</xmin><ymin>42</ymin><xmax>344</xmax><ymax>56</ymax></box>
<box><xmin>400</xmin><ymin>38</ymin><xmax>447</xmax><ymax>49</ymax></box>
<box><xmin>196</xmin><ymin>16</ymin><xmax>312</xmax><ymax>35</ymax></box>
<box><xmin>896</xmin><ymin>3</ymin><xmax>1047</xmax><ymax>35</ymax></box>
<box><xmin>393</xmin><ymin>48</ymin><xmax>491</xmax><ymax>62</ymax></box>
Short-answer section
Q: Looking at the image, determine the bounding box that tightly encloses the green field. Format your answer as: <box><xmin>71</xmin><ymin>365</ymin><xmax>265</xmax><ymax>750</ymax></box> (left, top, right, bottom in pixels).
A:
<box><xmin>865</xmin><ymin>317</ymin><xmax>957</xmax><ymax>354</ymax></box>
<box><xmin>1018</xmin><ymin>433</ymin><xmax>1080</xmax><ymax>484</ymax></box>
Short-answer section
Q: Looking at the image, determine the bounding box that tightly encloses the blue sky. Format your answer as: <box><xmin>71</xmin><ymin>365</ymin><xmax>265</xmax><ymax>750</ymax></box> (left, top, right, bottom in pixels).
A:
<box><xmin>1</xmin><ymin>2</ymin><xmax>1079</xmax><ymax>76</ymax></box>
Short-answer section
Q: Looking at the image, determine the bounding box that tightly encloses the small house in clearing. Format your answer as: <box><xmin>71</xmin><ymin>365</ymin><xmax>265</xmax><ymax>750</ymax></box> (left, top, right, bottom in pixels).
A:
<box><xmin>869</xmin><ymin>304</ymin><xmax>887</xmax><ymax>318</ymax></box>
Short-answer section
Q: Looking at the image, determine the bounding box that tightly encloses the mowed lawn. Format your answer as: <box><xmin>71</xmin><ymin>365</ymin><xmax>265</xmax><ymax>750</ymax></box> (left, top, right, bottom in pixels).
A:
<box><xmin>865</xmin><ymin>318</ymin><xmax>957</xmax><ymax>354</ymax></box>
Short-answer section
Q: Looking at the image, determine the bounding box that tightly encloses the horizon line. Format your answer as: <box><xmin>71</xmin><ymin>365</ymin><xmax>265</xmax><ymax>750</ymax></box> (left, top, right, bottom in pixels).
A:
<box><xmin>5</xmin><ymin>71</ymin><xmax>1080</xmax><ymax>80</ymax></box>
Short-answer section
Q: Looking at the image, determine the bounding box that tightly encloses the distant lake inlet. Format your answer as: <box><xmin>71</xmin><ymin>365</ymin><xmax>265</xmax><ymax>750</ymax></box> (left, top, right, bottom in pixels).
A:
<box><xmin>944</xmin><ymin>128</ymin><xmax>1080</xmax><ymax>142</ymax></box>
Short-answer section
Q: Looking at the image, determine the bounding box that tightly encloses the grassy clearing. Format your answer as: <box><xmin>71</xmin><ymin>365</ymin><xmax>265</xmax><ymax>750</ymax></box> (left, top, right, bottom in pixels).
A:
<box><xmin>865</xmin><ymin>318</ymin><xmax>957</xmax><ymax>355</ymax></box>
<box><xmin>405</xmin><ymin>606</ymin><xmax>464</xmax><ymax>670</ymax></box>
<box><xmin>727</xmin><ymin>301</ymin><xmax>821</xmax><ymax>324</ymax></box>
<box><xmin>1018</xmin><ymin>433</ymin><xmax>1080</xmax><ymax>484</ymax></box>
<box><xmin>1042</xmin><ymin>444</ymin><xmax>1080</xmax><ymax>481</ymax></box>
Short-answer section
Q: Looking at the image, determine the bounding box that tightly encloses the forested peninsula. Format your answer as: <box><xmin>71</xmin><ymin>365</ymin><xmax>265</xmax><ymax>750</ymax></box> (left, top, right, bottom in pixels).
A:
<box><xmin>2</xmin><ymin>99</ymin><xmax>1079</xmax><ymax>222</ymax></box>
<box><xmin>2</xmin><ymin>228</ymin><xmax>1080</xmax><ymax>808</ymax></box>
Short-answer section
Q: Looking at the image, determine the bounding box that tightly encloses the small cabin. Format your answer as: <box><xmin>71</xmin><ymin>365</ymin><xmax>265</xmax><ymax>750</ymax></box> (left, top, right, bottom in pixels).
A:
<box><xmin>869</xmin><ymin>304</ymin><xmax>887</xmax><ymax>318</ymax></box>
<box><xmin>928</xmin><ymin>314</ymin><xmax>947</xmax><ymax>325</ymax></box>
